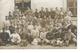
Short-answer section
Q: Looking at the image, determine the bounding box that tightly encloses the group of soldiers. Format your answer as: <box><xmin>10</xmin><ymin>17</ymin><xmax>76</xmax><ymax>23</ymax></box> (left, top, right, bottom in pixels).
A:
<box><xmin>0</xmin><ymin>7</ymin><xmax>77</xmax><ymax>47</ymax></box>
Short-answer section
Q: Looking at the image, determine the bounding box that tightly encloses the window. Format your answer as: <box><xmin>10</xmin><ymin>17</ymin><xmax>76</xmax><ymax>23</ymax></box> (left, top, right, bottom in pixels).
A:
<box><xmin>15</xmin><ymin>0</ymin><xmax>31</xmax><ymax>11</ymax></box>
<box><xmin>67</xmin><ymin>0</ymin><xmax>77</xmax><ymax>17</ymax></box>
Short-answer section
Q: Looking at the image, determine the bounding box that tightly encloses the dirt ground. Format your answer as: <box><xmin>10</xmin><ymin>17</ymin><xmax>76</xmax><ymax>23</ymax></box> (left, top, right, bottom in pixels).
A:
<box><xmin>0</xmin><ymin>44</ymin><xmax>77</xmax><ymax>49</ymax></box>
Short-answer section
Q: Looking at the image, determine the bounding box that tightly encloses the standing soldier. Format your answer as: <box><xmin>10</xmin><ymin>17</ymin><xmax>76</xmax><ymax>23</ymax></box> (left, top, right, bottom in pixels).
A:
<box><xmin>54</xmin><ymin>7</ymin><xmax>60</xmax><ymax>23</ymax></box>
<box><xmin>58</xmin><ymin>7</ymin><xmax>65</xmax><ymax>23</ymax></box>
<box><xmin>45</xmin><ymin>8</ymin><xmax>50</xmax><ymax>18</ymax></box>
<box><xmin>50</xmin><ymin>8</ymin><xmax>56</xmax><ymax>19</ymax></box>
<box><xmin>39</xmin><ymin>7</ymin><xmax>45</xmax><ymax>18</ymax></box>
<box><xmin>67</xmin><ymin>9</ymin><xmax>73</xmax><ymax>17</ymax></box>
<box><xmin>59</xmin><ymin>7</ymin><xmax>65</xmax><ymax>19</ymax></box>
<box><xmin>34</xmin><ymin>9</ymin><xmax>39</xmax><ymax>18</ymax></box>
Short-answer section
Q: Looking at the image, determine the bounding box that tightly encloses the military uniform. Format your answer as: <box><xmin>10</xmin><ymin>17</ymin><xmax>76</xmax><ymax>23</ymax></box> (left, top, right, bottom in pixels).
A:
<box><xmin>50</xmin><ymin>10</ymin><xmax>56</xmax><ymax>19</ymax></box>
<box><xmin>39</xmin><ymin>10</ymin><xmax>45</xmax><ymax>18</ymax></box>
<box><xmin>34</xmin><ymin>11</ymin><xmax>39</xmax><ymax>18</ymax></box>
<box><xmin>45</xmin><ymin>11</ymin><xmax>50</xmax><ymax>18</ymax></box>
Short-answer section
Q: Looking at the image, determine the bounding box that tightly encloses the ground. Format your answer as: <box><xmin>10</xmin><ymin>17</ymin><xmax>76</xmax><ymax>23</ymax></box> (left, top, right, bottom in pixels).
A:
<box><xmin>0</xmin><ymin>44</ymin><xmax>76</xmax><ymax>49</ymax></box>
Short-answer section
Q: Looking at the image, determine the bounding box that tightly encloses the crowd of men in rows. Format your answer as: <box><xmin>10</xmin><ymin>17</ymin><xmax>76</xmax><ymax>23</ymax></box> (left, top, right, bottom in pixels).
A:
<box><xmin>0</xmin><ymin>7</ymin><xmax>77</xmax><ymax>47</ymax></box>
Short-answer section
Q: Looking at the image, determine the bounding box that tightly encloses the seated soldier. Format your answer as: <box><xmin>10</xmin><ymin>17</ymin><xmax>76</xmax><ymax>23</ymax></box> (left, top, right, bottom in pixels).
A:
<box><xmin>64</xmin><ymin>28</ymin><xmax>77</xmax><ymax>46</ymax></box>
<box><xmin>10</xmin><ymin>30</ymin><xmax>21</xmax><ymax>45</ymax></box>
<box><xmin>68</xmin><ymin>24</ymin><xmax>77</xmax><ymax>36</ymax></box>
<box><xmin>55</xmin><ymin>38</ymin><xmax>64</xmax><ymax>47</ymax></box>
<box><xmin>40</xmin><ymin>28</ymin><xmax>50</xmax><ymax>45</ymax></box>
<box><xmin>31</xmin><ymin>26</ymin><xmax>40</xmax><ymax>45</ymax></box>
<box><xmin>31</xmin><ymin>26</ymin><xmax>39</xmax><ymax>39</ymax></box>
<box><xmin>27</xmin><ymin>22</ymin><xmax>34</xmax><ymax>33</ymax></box>
<box><xmin>32</xmin><ymin>38</ymin><xmax>41</xmax><ymax>45</ymax></box>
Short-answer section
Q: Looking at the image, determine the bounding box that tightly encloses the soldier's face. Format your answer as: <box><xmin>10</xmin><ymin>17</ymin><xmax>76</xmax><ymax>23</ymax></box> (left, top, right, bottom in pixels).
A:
<box><xmin>46</xmin><ymin>8</ymin><xmax>48</xmax><ymax>11</ymax></box>
<box><xmin>60</xmin><ymin>8</ymin><xmax>63</xmax><ymax>11</ymax></box>
<box><xmin>41</xmin><ymin>7</ymin><xmax>44</xmax><ymax>11</ymax></box>
<box><xmin>35</xmin><ymin>9</ymin><xmax>38</xmax><ymax>11</ymax></box>
<box><xmin>50</xmin><ymin>9</ymin><xmax>53</xmax><ymax>11</ymax></box>
<box><xmin>56</xmin><ymin>7</ymin><xmax>58</xmax><ymax>10</ymax></box>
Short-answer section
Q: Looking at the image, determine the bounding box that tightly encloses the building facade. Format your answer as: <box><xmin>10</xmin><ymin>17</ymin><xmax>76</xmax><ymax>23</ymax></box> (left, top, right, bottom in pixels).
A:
<box><xmin>0</xmin><ymin>0</ymin><xmax>14</xmax><ymax>26</ymax></box>
<box><xmin>31</xmin><ymin>0</ymin><xmax>77</xmax><ymax>16</ymax></box>
<box><xmin>0</xmin><ymin>0</ymin><xmax>77</xmax><ymax>25</ymax></box>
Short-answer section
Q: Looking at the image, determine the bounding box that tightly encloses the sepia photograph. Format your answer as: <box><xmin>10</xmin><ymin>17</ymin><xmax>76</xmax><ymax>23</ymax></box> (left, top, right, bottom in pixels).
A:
<box><xmin>0</xmin><ymin>0</ymin><xmax>77</xmax><ymax>49</ymax></box>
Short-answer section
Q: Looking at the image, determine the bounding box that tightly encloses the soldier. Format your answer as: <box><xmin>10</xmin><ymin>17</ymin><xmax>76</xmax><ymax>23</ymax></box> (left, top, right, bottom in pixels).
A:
<box><xmin>54</xmin><ymin>7</ymin><xmax>60</xmax><ymax>23</ymax></box>
<box><xmin>67</xmin><ymin>9</ymin><xmax>73</xmax><ymax>17</ymax></box>
<box><xmin>39</xmin><ymin>7</ymin><xmax>45</xmax><ymax>18</ymax></box>
<box><xmin>34</xmin><ymin>9</ymin><xmax>39</xmax><ymax>18</ymax></box>
<box><xmin>45</xmin><ymin>8</ymin><xmax>50</xmax><ymax>18</ymax></box>
<box><xmin>64</xmin><ymin>29</ymin><xmax>77</xmax><ymax>46</ymax></box>
<box><xmin>50</xmin><ymin>8</ymin><xmax>56</xmax><ymax>19</ymax></box>
<box><xmin>31</xmin><ymin>26</ymin><xmax>41</xmax><ymax>45</ymax></box>
<box><xmin>27</xmin><ymin>22</ymin><xmax>34</xmax><ymax>33</ymax></box>
<box><xmin>10</xmin><ymin>30</ymin><xmax>21</xmax><ymax>45</ymax></box>
<box><xmin>8</xmin><ymin>11</ymin><xmax>13</xmax><ymax>20</ymax></box>
<box><xmin>9</xmin><ymin>23</ymin><xmax>15</xmax><ymax>34</ymax></box>
<box><xmin>55</xmin><ymin>7</ymin><xmax>60</xmax><ymax>17</ymax></box>
<box><xmin>59</xmin><ymin>7</ymin><xmax>65</xmax><ymax>23</ymax></box>
<box><xmin>40</xmin><ymin>28</ymin><xmax>50</xmax><ymax>45</ymax></box>
<box><xmin>63</xmin><ymin>13</ymin><xmax>72</xmax><ymax>28</ymax></box>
